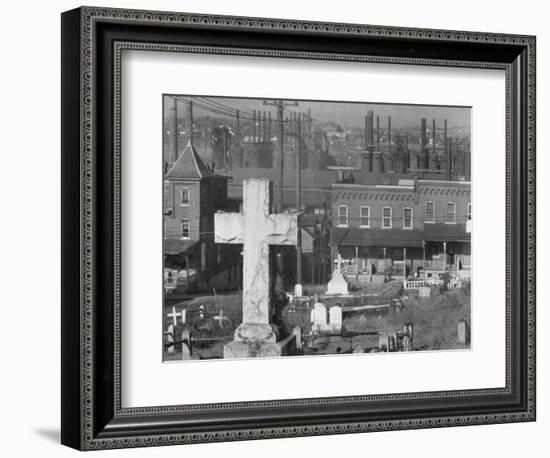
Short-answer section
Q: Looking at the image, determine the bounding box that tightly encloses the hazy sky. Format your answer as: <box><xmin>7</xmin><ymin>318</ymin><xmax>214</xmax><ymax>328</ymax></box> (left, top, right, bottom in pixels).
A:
<box><xmin>169</xmin><ymin>95</ymin><xmax>471</xmax><ymax>130</ymax></box>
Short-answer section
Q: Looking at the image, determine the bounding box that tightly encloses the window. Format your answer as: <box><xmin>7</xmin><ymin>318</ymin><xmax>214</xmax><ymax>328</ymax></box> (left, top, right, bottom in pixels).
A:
<box><xmin>446</xmin><ymin>202</ymin><xmax>456</xmax><ymax>224</ymax></box>
<box><xmin>425</xmin><ymin>201</ymin><xmax>435</xmax><ymax>223</ymax></box>
<box><xmin>181</xmin><ymin>218</ymin><xmax>190</xmax><ymax>239</ymax></box>
<box><xmin>468</xmin><ymin>202</ymin><xmax>472</xmax><ymax>220</ymax></box>
<box><xmin>360</xmin><ymin>206</ymin><xmax>370</xmax><ymax>227</ymax></box>
<box><xmin>181</xmin><ymin>187</ymin><xmax>190</xmax><ymax>205</ymax></box>
<box><xmin>403</xmin><ymin>208</ymin><xmax>413</xmax><ymax>229</ymax></box>
<box><xmin>382</xmin><ymin>207</ymin><xmax>392</xmax><ymax>228</ymax></box>
<box><xmin>337</xmin><ymin>205</ymin><xmax>348</xmax><ymax>226</ymax></box>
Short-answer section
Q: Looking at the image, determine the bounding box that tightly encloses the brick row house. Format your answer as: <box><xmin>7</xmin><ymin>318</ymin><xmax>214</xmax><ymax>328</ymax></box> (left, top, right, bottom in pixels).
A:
<box><xmin>331</xmin><ymin>177</ymin><xmax>471</xmax><ymax>282</ymax></box>
<box><xmin>163</xmin><ymin>141</ymin><xmax>241</xmax><ymax>293</ymax></box>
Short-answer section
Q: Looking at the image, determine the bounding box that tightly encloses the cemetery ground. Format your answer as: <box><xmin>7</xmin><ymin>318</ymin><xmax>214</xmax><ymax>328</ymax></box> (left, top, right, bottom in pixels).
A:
<box><xmin>163</xmin><ymin>281</ymin><xmax>471</xmax><ymax>361</ymax></box>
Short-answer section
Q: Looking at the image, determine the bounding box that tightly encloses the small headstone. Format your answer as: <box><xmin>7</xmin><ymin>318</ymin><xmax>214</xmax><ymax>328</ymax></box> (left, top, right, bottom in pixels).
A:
<box><xmin>404</xmin><ymin>322</ymin><xmax>413</xmax><ymax>347</ymax></box>
<box><xmin>378</xmin><ymin>333</ymin><xmax>389</xmax><ymax>351</ymax></box>
<box><xmin>166</xmin><ymin>323</ymin><xmax>175</xmax><ymax>354</ymax></box>
<box><xmin>292</xmin><ymin>325</ymin><xmax>303</xmax><ymax>350</ymax></box>
<box><xmin>181</xmin><ymin>309</ymin><xmax>186</xmax><ymax>324</ymax></box>
<box><xmin>310</xmin><ymin>302</ymin><xmax>327</xmax><ymax>332</ymax></box>
<box><xmin>419</xmin><ymin>286</ymin><xmax>431</xmax><ymax>298</ymax></box>
<box><xmin>402</xmin><ymin>335</ymin><xmax>412</xmax><ymax>351</ymax></box>
<box><xmin>328</xmin><ymin>305</ymin><xmax>343</xmax><ymax>332</ymax></box>
<box><xmin>388</xmin><ymin>333</ymin><xmax>396</xmax><ymax>352</ymax></box>
<box><xmin>181</xmin><ymin>342</ymin><xmax>192</xmax><ymax>360</ymax></box>
<box><xmin>294</xmin><ymin>284</ymin><xmax>303</xmax><ymax>297</ymax></box>
<box><xmin>458</xmin><ymin>319</ymin><xmax>470</xmax><ymax>345</ymax></box>
<box><xmin>326</xmin><ymin>269</ymin><xmax>349</xmax><ymax>295</ymax></box>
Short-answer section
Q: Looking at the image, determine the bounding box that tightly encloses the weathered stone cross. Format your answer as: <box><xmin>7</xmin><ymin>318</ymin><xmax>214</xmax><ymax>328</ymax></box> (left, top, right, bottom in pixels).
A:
<box><xmin>166</xmin><ymin>306</ymin><xmax>185</xmax><ymax>326</ymax></box>
<box><xmin>215</xmin><ymin>179</ymin><xmax>297</xmax><ymax>344</ymax></box>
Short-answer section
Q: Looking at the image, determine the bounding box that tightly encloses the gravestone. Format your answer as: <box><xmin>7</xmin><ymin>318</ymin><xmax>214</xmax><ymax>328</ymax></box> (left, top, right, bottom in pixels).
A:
<box><xmin>457</xmin><ymin>319</ymin><xmax>470</xmax><ymax>345</ymax></box>
<box><xmin>328</xmin><ymin>305</ymin><xmax>343</xmax><ymax>332</ymax></box>
<box><xmin>215</xmin><ymin>179</ymin><xmax>297</xmax><ymax>358</ymax></box>
<box><xmin>166</xmin><ymin>323</ymin><xmax>175</xmax><ymax>354</ymax></box>
<box><xmin>181</xmin><ymin>342</ymin><xmax>191</xmax><ymax>360</ymax></box>
<box><xmin>294</xmin><ymin>284</ymin><xmax>303</xmax><ymax>297</ymax></box>
<box><xmin>311</xmin><ymin>303</ymin><xmax>327</xmax><ymax>332</ymax></box>
<box><xmin>378</xmin><ymin>333</ymin><xmax>389</xmax><ymax>351</ymax></box>
<box><xmin>167</xmin><ymin>306</ymin><xmax>185</xmax><ymax>326</ymax></box>
<box><xmin>326</xmin><ymin>254</ymin><xmax>349</xmax><ymax>295</ymax></box>
<box><xmin>292</xmin><ymin>325</ymin><xmax>303</xmax><ymax>350</ymax></box>
<box><xmin>326</xmin><ymin>270</ymin><xmax>349</xmax><ymax>295</ymax></box>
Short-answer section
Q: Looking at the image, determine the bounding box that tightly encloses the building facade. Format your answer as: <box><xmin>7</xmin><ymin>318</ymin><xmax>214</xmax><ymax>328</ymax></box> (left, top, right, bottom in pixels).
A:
<box><xmin>164</xmin><ymin>141</ymin><xmax>241</xmax><ymax>293</ymax></box>
<box><xmin>331</xmin><ymin>178</ymin><xmax>471</xmax><ymax>281</ymax></box>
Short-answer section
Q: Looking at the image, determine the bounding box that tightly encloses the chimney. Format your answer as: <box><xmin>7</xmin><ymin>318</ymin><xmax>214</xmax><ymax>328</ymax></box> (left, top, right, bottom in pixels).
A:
<box><xmin>262</xmin><ymin>111</ymin><xmax>267</xmax><ymax>142</ymax></box>
<box><xmin>432</xmin><ymin>118</ymin><xmax>437</xmax><ymax>156</ymax></box>
<box><xmin>388</xmin><ymin>116</ymin><xmax>392</xmax><ymax>154</ymax></box>
<box><xmin>445</xmin><ymin>119</ymin><xmax>451</xmax><ymax>180</ymax></box>
<box><xmin>236</xmin><ymin>110</ymin><xmax>241</xmax><ymax>142</ymax></box>
<box><xmin>365</xmin><ymin>110</ymin><xmax>374</xmax><ymax>150</ymax></box>
<box><xmin>167</xmin><ymin>96</ymin><xmax>177</xmax><ymax>163</ymax></box>
<box><xmin>258</xmin><ymin>111</ymin><xmax>263</xmax><ymax>142</ymax></box>
<box><xmin>252</xmin><ymin>109</ymin><xmax>257</xmax><ymax>142</ymax></box>
<box><xmin>267</xmin><ymin>111</ymin><xmax>272</xmax><ymax>141</ymax></box>
<box><xmin>376</xmin><ymin>115</ymin><xmax>380</xmax><ymax>149</ymax></box>
<box><xmin>420</xmin><ymin>117</ymin><xmax>428</xmax><ymax>168</ymax></box>
<box><xmin>186</xmin><ymin>100</ymin><xmax>194</xmax><ymax>147</ymax></box>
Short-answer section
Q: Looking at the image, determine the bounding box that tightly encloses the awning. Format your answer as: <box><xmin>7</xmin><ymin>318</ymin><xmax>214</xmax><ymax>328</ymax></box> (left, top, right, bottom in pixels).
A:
<box><xmin>332</xmin><ymin>228</ymin><xmax>424</xmax><ymax>248</ymax></box>
<box><xmin>333</xmin><ymin>224</ymin><xmax>471</xmax><ymax>248</ymax></box>
<box><xmin>163</xmin><ymin>239</ymin><xmax>199</xmax><ymax>255</ymax></box>
<box><xmin>422</xmin><ymin>223</ymin><xmax>471</xmax><ymax>242</ymax></box>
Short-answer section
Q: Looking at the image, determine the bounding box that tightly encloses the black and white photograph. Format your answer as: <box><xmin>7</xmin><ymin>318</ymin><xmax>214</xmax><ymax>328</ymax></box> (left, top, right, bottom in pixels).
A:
<box><xmin>162</xmin><ymin>95</ymin><xmax>472</xmax><ymax>361</ymax></box>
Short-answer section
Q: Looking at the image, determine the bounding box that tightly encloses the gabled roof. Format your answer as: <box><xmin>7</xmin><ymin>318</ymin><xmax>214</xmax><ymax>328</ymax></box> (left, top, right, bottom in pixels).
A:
<box><xmin>165</xmin><ymin>141</ymin><xmax>214</xmax><ymax>180</ymax></box>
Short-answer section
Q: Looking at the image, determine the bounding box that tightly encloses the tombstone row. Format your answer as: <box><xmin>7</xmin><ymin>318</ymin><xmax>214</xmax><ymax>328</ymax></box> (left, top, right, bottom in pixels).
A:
<box><xmin>310</xmin><ymin>303</ymin><xmax>342</xmax><ymax>333</ymax></box>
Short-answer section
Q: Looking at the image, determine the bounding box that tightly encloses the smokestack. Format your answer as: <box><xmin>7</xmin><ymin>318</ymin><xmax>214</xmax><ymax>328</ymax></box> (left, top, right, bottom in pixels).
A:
<box><xmin>186</xmin><ymin>101</ymin><xmax>194</xmax><ymax>147</ymax></box>
<box><xmin>252</xmin><ymin>110</ymin><xmax>257</xmax><ymax>142</ymax></box>
<box><xmin>376</xmin><ymin>115</ymin><xmax>380</xmax><ymax>149</ymax></box>
<box><xmin>365</xmin><ymin>110</ymin><xmax>374</xmax><ymax>149</ymax></box>
<box><xmin>259</xmin><ymin>111</ymin><xmax>264</xmax><ymax>142</ymax></box>
<box><xmin>236</xmin><ymin>110</ymin><xmax>241</xmax><ymax>142</ymax></box>
<box><xmin>445</xmin><ymin>119</ymin><xmax>451</xmax><ymax>180</ymax></box>
<box><xmin>420</xmin><ymin>118</ymin><xmax>428</xmax><ymax>168</ymax></box>
<box><xmin>167</xmin><ymin>97</ymin><xmax>177</xmax><ymax>163</ymax></box>
<box><xmin>262</xmin><ymin>111</ymin><xmax>267</xmax><ymax>142</ymax></box>
<box><xmin>432</xmin><ymin>118</ymin><xmax>437</xmax><ymax>155</ymax></box>
<box><xmin>421</xmin><ymin>118</ymin><xmax>427</xmax><ymax>152</ymax></box>
<box><xmin>388</xmin><ymin>116</ymin><xmax>392</xmax><ymax>154</ymax></box>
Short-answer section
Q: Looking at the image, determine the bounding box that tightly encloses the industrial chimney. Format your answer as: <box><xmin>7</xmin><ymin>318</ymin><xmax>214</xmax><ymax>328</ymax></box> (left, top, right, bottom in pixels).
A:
<box><xmin>167</xmin><ymin>96</ymin><xmax>177</xmax><ymax>164</ymax></box>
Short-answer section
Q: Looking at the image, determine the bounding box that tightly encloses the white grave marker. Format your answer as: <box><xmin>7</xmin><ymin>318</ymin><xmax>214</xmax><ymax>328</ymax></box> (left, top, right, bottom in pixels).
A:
<box><xmin>215</xmin><ymin>179</ymin><xmax>297</xmax><ymax>357</ymax></box>
<box><xmin>166</xmin><ymin>306</ymin><xmax>185</xmax><ymax>326</ymax></box>
<box><xmin>311</xmin><ymin>303</ymin><xmax>327</xmax><ymax>332</ymax></box>
<box><xmin>328</xmin><ymin>305</ymin><xmax>343</xmax><ymax>332</ymax></box>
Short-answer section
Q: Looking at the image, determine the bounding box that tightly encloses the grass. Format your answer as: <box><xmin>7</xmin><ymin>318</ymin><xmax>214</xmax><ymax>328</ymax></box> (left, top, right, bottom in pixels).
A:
<box><xmin>386</xmin><ymin>286</ymin><xmax>471</xmax><ymax>350</ymax></box>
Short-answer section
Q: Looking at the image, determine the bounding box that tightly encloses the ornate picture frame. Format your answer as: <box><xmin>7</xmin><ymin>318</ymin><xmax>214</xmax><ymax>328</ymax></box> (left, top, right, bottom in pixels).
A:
<box><xmin>61</xmin><ymin>6</ymin><xmax>536</xmax><ymax>450</ymax></box>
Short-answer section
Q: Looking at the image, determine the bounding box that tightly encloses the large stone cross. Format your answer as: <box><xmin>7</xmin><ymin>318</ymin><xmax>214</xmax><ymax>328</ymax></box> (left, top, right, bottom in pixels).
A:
<box><xmin>215</xmin><ymin>179</ymin><xmax>297</xmax><ymax>343</ymax></box>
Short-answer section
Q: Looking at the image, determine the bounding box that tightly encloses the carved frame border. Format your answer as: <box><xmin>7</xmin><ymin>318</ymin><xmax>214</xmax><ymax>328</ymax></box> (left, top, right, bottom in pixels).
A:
<box><xmin>63</xmin><ymin>5</ymin><xmax>536</xmax><ymax>450</ymax></box>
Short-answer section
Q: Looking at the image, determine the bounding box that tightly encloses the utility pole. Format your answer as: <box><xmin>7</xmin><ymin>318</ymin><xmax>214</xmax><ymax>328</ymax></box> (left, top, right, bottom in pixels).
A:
<box><xmin>263</xmin><ymin>99</ymin><xmax>298</xmax><ymax>212</ymax></box>
<box><xmin>263</xmin><ymin>99</ymin><xmax>299</xmax><ymax>296</ymax></box>
<box><xmin>296</xmin><ymin>113</ymin><xmax>303</xmax><ymax>291</ymax></box>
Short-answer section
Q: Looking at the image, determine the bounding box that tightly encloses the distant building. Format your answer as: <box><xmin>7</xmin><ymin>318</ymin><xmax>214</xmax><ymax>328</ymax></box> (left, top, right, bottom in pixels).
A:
<box><xmin>331</xmin><ymin>177</ymin><xmax>471</xmax><ymax>281</ymax></box>
<box><xmin>163</xmin><ymin>141</ymin><xmax>241</xmax><ymax>293</ymax></box>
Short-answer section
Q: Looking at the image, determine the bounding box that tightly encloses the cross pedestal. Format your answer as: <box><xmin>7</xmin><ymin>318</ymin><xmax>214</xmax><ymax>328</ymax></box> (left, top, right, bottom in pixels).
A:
<box><xmin>215</xmin><ymin>179</ymin><xmax>297</xmax><ymax>358</ymax></box>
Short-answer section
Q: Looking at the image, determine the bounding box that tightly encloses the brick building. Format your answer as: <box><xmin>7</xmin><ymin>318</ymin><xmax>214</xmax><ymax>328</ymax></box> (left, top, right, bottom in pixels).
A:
<box><xmin>331</xmin><ymin>177</ymin><xmax>471</xmax><ymax>281</ymax></box>
<box><xmin>163</xmin><ymin>141</ymin><xmax>241</xmax><ymax>293</ymax></box>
